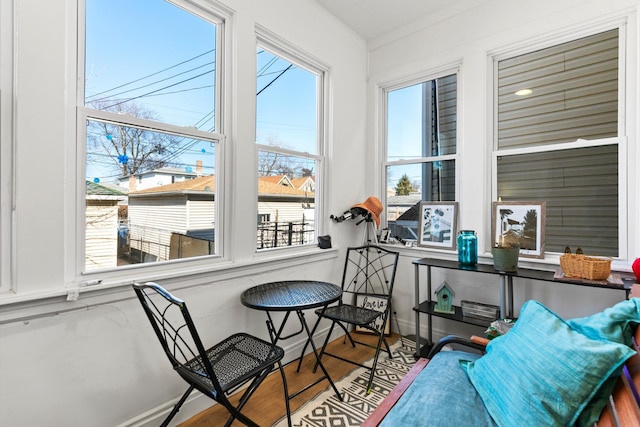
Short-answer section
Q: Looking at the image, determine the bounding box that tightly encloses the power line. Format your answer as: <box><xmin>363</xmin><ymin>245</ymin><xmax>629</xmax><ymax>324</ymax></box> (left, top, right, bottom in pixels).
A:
<box><xmin>257</xmin><ymin>56</ymin><xmax>279</xmax><ymax>77</ymax></box>
<box><xmin>86</xmin><ymin>49</ymin><xmax>215</xmax><ymax>100</ymax></box>
<box><xmin>257</xmin><ymin>64</ymin><xmax>293</xmax><ymax>96</ymax></box>
<box><xmin>103</xmin><ymin>69</ymin><xmax>214</xmax><ymax>109</ymax></box>
<box><xmin>86</xmin><ymin>47</ymin><xmax>297</xmax><ymax>175</ymax></box>
<box><xmin>88</xmin><ymin>62</ymin><xmax>215</xmax><ymax>104</ymax></box>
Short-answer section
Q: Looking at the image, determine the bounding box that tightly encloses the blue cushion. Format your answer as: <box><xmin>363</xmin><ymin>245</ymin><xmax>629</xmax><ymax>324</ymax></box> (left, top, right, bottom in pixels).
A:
<box><xmin>461</xmin><ymin>300</ymin><xmax>635</xmax><ymax>427</ymax></box>
<box><xmin>380</xmin><ymin>350</ymin><xmax>497</xmax><ymax>427</ymax></box>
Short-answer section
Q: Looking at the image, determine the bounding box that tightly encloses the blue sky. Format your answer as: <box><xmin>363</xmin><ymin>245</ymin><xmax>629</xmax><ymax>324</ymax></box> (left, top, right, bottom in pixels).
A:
<box><xmin>85</xmin><ymin>0</ymin><xmax>320</xmax><ymax>183</ymax></box>
<box><xmin>387</xmin><ymin>84</ymin><xmax>423</xmax><ymax>161</ymax></box>
<box><xmin>256</xmin><ymin>49</ymin><xmax>317</xmax><ymax>154</ymax></box>
<box><xmin>85</xmin><ymin>0</ymin><xmax>216</xmax><ymax>130</ymax></box>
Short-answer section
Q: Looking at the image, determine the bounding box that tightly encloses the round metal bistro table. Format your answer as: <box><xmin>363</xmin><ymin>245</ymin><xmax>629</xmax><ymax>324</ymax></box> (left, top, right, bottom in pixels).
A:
<box><xmin>241</xmin><ymin>280</ymin><xmax>343</xmax><ymax>402</ymax></box>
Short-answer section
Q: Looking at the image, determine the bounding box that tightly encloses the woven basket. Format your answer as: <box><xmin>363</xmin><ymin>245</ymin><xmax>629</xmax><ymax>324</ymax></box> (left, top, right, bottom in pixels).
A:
<box><xmin>560</xmin><ymin>254</ymin><xmax>584</xmax><ymax>278</ymax></box>
<box><xmin>560</xmin><ymin>254</ymin><xmax>611</xmax><ymax>280</ymax></box>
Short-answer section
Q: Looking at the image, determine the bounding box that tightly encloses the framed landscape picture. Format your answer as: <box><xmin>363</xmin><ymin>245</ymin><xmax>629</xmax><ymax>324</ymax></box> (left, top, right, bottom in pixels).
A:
<box><xmin>492</xmin><ymin>201</ymin><xmax>546</xmax><ymax>258</ymax></box>
<box><xmin>418</xmin><ymin>202</ymin><xmax>458</xmax><ymax>250</ymax></box>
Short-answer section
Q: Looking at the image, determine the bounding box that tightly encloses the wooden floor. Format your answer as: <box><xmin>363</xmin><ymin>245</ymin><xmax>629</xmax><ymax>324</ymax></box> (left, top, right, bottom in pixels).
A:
<box><xmin>179</xmin><ymin>333</ymin><xmax>400</xmax><ymax>427</ymax></box>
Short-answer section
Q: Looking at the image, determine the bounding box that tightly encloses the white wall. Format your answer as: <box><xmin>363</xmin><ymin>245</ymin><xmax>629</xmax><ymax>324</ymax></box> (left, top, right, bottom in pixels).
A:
<box><xmin>0</xmin><ymin>0</ymin><xmax>368</xmax><ymax>425</ymax></box>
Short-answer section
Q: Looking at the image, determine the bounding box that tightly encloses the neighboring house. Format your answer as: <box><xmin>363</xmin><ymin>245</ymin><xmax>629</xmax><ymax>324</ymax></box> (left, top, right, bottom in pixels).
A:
<box><xmin>125</xmin><ymin>174</ymin><xmax>315</xmax><ymax>261</ymax></box>
<box><xmin>387</xmin><ymin>195</ymin><xmax>422</xmax><ymax>240</ymax></box>
<box><xmin>259</xmin><ymin>174</ymin><xmax>295</xmax><ymax>188</ymax></box>
<box><xmin>85</xmin><ymin>181</ymin><xmax>127</xmax><ymax>271</ymax></box>
<box><xmin>127</xmin><ymin>175</ymin><xmax>216</xmax><ymax>262</ymax></box>
<box><xmin>257</xmin><ymin>175</ymin><xmax>315</xmax><ymax>249</ymax></box>
<box><xmin>117</xmin><ymin>160</ymin><xmax>205</xmax><ymax>191</ymax></box>
<box><xmin>291</xmin><ymin>176</ymin><xmax>316</xmax><ymax>193</ymax></box>
<box><xmin>257</xmin><ymin>175</ymin><xmax>315</xmax><ymax>223</ymax></box>
<box><xmin>387</xmin><ymin>194</ymin><xmax>422</xmax><ymax>222</ymax></box>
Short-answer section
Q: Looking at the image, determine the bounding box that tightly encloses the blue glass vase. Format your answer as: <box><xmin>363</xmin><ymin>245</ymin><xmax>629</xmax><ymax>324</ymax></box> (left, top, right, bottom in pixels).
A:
<box><xmin>457</xmin><ymin>230</ymin><xmax>477</xmax><ymax>265</ymax></box>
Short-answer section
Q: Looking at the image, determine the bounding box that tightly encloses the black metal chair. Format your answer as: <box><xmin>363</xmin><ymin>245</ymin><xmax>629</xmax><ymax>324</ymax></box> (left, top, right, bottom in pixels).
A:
<box><xmin>306</xmin><ymin>245</ymin><xmax>399</xmax><ymax>394</ymax></box>
<box><xmin>133</xmin><ymin>282</ymin><xmax>291</xmax><ymax>427</ymax></box>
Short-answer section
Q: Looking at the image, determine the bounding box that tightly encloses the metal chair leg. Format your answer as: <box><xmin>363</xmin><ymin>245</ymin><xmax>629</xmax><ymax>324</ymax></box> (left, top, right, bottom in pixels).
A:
<box><xmin>365</xmin><ymin>330</ymin><xmax>387</xmax><ymax>394</ymax></box>
<box><xmin>276</xmin><ymin>360</ymin><xmax>292</xmax><ymax>427</ymax></box>
<box><xmin>160</xmin><ymin>385</ymin><xmax>194</xmax><ymax>427</ymax></box>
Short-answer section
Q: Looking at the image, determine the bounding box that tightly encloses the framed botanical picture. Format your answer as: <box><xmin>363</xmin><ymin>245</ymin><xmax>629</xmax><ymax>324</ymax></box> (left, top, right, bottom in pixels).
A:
<box><xmin>418</xmin><ymin>202</ymin><xmax>458</xmax><ymax>249</ymax></box>
<box><xmin>492</xmin><ymin>201</ymin><xmax>546</xmax><ymax>258</ymax></box>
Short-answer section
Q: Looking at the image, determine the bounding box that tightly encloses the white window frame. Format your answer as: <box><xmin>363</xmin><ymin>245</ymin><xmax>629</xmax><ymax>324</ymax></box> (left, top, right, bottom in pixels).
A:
<box><xmin>380</xmin><ymin>66</ymin><xmax>460</xmax><ymax>236</ymax></box>
<box><xmin>74</xmin><ymin>0</ymin><xmax>230</xmax><ymax>285</ymax></box>
<box><xmin>489</xmin><ymin>19</ymin><xmax>631</xmax><ymax>264</ymax></box>
<box><xmin>255</xmin><ymin>26</ymin><xmax>328</xmax><ymax>253</ymax></box>
<box><xmin>0</xmin><ymin>0</ymin><xmax>13</xmax><ymax>293</ymax></box>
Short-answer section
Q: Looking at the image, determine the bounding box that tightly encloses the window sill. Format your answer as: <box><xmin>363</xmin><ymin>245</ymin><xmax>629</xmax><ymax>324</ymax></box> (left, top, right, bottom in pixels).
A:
<box><xmin>378</xmin><ymin>242</ymin><xmax>633</xmax><ymax>274</ymax></box>
<box><xmin>0</xmin><ymin>246</ymin><xmax>339</xmax><ymax>324</ymax></box>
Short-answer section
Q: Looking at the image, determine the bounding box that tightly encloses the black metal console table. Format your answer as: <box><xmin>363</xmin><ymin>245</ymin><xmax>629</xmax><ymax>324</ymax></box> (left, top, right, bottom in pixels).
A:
<box><xmin>241</xmin><ymin>280</ymin><xmax>343</xmax><ymax>403</ymax></box>
<box><xmin>413</xmin><ymin>258</ymin><xmax>633</xmax><ymax>358</ymax></box>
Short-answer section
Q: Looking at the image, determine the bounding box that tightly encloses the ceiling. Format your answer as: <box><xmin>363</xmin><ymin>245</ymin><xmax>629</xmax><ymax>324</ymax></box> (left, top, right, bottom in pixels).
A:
<box><xmin>311</xmin><ymin>0</ymin><xmax>471</xmax><ymax>42</ymax></box>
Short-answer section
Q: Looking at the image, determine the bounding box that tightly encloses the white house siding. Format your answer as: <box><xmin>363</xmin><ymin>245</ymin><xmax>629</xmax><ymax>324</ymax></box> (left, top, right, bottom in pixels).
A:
<box><xmin>258</xmin><ymin>201</ymin><xmax>313</xmax><ymax>223</ymax></box>
<box><xmin>186</xmin><ymin>198</ymin><xmax>216</xmax><ymax>230</ymax></box>
<box><xmin>85</xmin><ymin>201</ymin><xmax>118</xmax><ymax>271</ymax></box>
<box><xmin>128</xmin><ymin>197</ymin><xmax>188</xmax><ymax>261</ymax></box>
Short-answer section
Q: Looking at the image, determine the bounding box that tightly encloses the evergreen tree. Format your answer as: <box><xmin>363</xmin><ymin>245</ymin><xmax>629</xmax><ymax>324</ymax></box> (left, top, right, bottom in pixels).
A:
<box><xmin>395</xmin><ymin>174</ymin><xmax>415</xmax><ymax>195</ymax></box>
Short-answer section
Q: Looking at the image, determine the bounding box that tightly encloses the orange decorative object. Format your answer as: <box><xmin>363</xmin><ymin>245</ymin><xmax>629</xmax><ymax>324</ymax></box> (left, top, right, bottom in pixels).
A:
<box><xmin>351</xmin><ymin>196</ymin><xmax>383</xmax><ymax>226</ymax></box>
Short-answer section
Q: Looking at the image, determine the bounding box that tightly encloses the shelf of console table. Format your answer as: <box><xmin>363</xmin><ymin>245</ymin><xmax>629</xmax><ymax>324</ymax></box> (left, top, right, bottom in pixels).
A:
<box><xmin>412</xmin><ymin>257</ymin><xmax>633</xmax><ymax>358</ymax></box>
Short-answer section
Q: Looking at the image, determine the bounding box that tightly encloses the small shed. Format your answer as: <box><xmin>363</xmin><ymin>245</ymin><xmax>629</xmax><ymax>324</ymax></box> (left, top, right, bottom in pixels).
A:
<box><xmin>434</xmin><ymin>281</ymin><xmax>455</xmax><ymax>314</ymax></box>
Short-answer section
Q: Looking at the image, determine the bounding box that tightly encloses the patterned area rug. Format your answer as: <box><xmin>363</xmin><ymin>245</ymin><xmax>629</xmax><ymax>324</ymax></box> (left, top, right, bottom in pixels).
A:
<box><xmin>273</xmin><ymin>337</ymin><xmax>416</xmax><ymax>427</ymax></box>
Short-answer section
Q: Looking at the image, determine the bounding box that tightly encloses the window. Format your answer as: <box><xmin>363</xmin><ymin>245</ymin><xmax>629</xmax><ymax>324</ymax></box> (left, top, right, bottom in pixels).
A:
<box><xmin>384</xmin><ymin>73</ymin><xmax>458</xmax><ymax>242</ymax></box>
<box><xmin>80</xmin><ymin>0</ymin><xmax>224</xmax><ymax>272</ymax></box>
<box><xmin>494</xmin><ymin>29</ymin><xmax>621</xmax><ymax>257</ymax></box>
<box><xmin>255</xmin><ymin>37</ymin><xmax>325</xmax><ymax>250</ymax></box>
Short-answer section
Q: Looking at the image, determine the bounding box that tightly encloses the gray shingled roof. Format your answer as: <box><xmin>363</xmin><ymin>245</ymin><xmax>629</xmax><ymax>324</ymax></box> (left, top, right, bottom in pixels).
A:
<box><xmin>86</xmin><ymin>181</ymin><xmax>127</xmax><ymax>196</ymax></box>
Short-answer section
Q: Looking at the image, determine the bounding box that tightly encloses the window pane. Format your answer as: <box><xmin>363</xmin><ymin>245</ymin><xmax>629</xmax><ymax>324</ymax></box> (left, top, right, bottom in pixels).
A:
<box><xmin>496</xmin><ymin>29</ymin><xmax>620</xmax><ymax>257</ymax></box>
<box><xmin>385</xmin><ymin>73</ymin><xmax>457</xmax><ymax>236</ymax></box>
<box><xmin>387</xmin><ymin>74</ymin><xmax>457</xmax><ymax>160</ymax></box>
<box><xmin>256</xmin><ymin>44</ymin><xmax>321</xmax><ymax>251</ymax></box>
<box><xmin>256</xmin><ymin>48</ymin><xmax>318</xmax><ymax>154</ymax></box>
<box><xmin>257</xmin><ymin>152</ymin><xmax>316</xmax><ymax>249</ymax></box>
<box><xmin>86</xmin><ymin>120</ymin><xmax>216</xmax><ymax>271</ymax></box>
<box><xmin>497</xmin><ymin>145</ymin><xmax>618</xmax><ymax>256</ymax></box>
<box><xmin>84</xmin><ymin>0</ymin><xmax>220</xmax><ymax>272</ymax></box>
<box><xmin>386</xmin><ymin>161</ymin><xmax>455</xmax><ymax>241</ymax></box>
<box><xmin>497</xmin><ymin>29</ymin><xmax>618</xmax><ymax>150</ymax></box>
<box><xmin>85</xmin><ymin>0</ymin><xmax>217</xmax><ymax>130</ymax></box>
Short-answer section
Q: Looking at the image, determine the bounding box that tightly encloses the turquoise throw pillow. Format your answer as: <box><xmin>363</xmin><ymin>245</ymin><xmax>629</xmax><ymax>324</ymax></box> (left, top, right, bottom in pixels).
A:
<box><xmin>461</xmin><ymin>300</ymin><xmax>634</xmax><ymax>427</ymax></box>
<box><xmin>566</xmin><ymin>298</ymin><xmax>640</xmax><ymax>425</ymax></box>
<box><xmin>567</xmin><ymin>298</ymin><xmax>640</xmax><ymax>345</ymax></box>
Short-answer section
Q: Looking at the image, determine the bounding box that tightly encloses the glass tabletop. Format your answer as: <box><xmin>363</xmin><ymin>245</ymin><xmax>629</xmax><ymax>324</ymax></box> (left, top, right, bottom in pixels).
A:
<box><xmin>241</xmin><ymin>280</ymin><xmax>342</xmax><ymax>311</ymax></box>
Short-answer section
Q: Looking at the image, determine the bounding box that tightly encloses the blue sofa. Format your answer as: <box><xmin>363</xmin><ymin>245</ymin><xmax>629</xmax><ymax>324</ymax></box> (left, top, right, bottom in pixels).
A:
<box><xmin>364</xmin><ymin>299</ymin><xmax>640</xmax><ymax>427</ymax></box>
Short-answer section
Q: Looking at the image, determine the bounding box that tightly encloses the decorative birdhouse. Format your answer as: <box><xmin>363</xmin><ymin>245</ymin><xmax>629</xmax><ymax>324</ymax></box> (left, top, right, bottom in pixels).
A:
<box><xmin>434</xmin><ymin>281</ymin><xmax>455</xmax><ymax>314</ymax></box>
